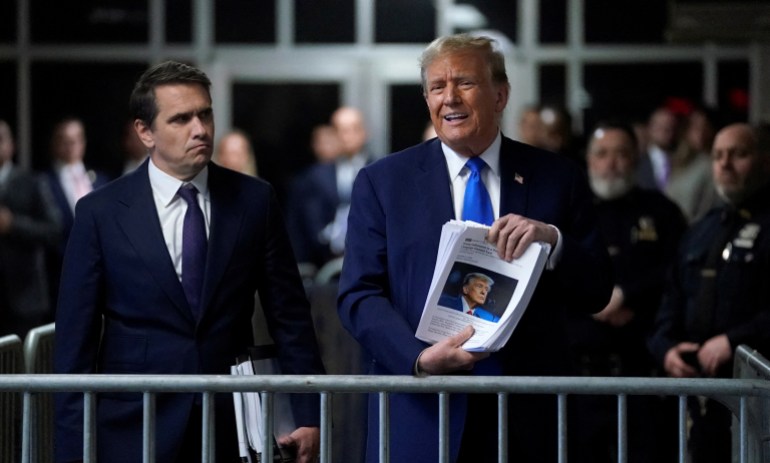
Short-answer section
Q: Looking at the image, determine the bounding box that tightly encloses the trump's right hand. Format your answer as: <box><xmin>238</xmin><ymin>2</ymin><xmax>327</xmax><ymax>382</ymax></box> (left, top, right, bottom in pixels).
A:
<box><xmin>416</xmin><ymin>325</ymin><xmax>489</xmax><ymax>375</ymax></box>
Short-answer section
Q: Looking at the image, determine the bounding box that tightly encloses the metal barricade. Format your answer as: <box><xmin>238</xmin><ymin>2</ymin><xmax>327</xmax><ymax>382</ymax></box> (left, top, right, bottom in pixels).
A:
<box><xmin>3</xmin><ymin>374</ymin><xmax>770</xmax><ymax>463</ymax></box>
<box><xmin>733</xmin><ymin>345</ymin><xmax>770</xmax><ymax>462</ymax></box>
<box><xmin>0</xmin><ymin>334</ymin><xmax>23</xmax><ymax>463</ymax></box>
<box><xmin>22</xmin><ymin>323</ymin><xmax>55</xmax><ymax>463</ymax></box>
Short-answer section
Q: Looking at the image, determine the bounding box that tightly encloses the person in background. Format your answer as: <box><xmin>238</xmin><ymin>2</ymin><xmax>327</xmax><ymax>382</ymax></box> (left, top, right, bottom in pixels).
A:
<box><xmin>338</xmin><ymin>33</ymin><xmax>612</xmax><ymax>463</ymax></box>
<box><xmin>309</xmin><ymin>124</ymin><xmax>342</xmax><ymax>164</ymax></box>
<box><xmin>0</xmin><ymin>120</ymin><xmax>61</xmax><ymax>338</ymax></box>
<box><xmin>43</xmin><ymin>116</ymin><xmax>110</xmax><ymax>310</ymax></box>
<box><xmin>567</xmin><ymin>121</ymin><xmax>686</xmax><ymax>463</ymax></box>
<box><xmin>666</xmin><ymin>106</ymin><xmax>720</xmax><ymax>222</ymax></box>
<box><xmin>213</xmin><ymin>128</ymin><xmax>258</xmax><ymax>177</ymax></box>
<box><xmin>516</xmin><ymin>104</ymin><xmax>545</xmax><ymax>148</ymax></box>
<box><xmin>539</xmin><ymin>104</ymin><xmax>585</xmax><ymax>168</ymax></box>
<box><xmin>286</xmin><ymin>107</ymin><xmax>370</xmax><ymax>267</ymax></box>
<box><xmin>54</xmin><ymin>60</ymin><xmax>325</xmax><ymax>463</ymax></box>
<box><xmin>649</xmin><ymin>123</ymin><xmax>770</xmax><ymax>463</ymax></box>
<box><xmin>637</xmin><ymin>107</ymin><xmax>681</xmax><ymax>191</ymax></box>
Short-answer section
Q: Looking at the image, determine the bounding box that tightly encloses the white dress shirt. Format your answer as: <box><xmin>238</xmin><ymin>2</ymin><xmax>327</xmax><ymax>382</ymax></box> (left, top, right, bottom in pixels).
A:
<box><xmin>440</xmin><ymin>131</ymin><xmax>562</xmax><ymax>268</ymax></box>
<box><xmin>148</xmin><ymin>159</ymin><xmax>211</xmax><ymax>281</ymax></box>
<box><xmin>56</xmin><ymin>161</ymin><xmax>93</xmax><ymax>213</ymax></box>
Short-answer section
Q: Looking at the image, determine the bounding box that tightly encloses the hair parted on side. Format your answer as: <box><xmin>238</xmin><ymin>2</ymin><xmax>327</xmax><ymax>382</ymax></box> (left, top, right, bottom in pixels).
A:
<box><xmin>129</xmin><ymin>61</ymin><xmax>212</xmax><ymax>127</ymax></box>
<box><xmin>462</xmin><ymin>272</ymin><xmax>495</xmax><ymax>287</ymax></box>
<box><xmin>419</xmin><ymin>33</ymin><xmax>509</xmax><ymax>95</ymax></box>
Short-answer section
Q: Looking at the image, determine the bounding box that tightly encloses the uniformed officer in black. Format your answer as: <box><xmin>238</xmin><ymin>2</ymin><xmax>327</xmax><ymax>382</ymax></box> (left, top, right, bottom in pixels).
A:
<box><xmin>567</xmin><ymin>122</ymin><xmax>687</xmax><ymax>463</ymax></box>
<box><xmin>649</xmin><ymin>123</ymin><xmax>770</xmax><ymax>463</ymax></box>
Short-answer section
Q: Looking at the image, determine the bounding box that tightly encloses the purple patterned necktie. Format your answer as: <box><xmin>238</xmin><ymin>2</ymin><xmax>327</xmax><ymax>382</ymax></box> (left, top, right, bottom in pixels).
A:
<box><xmin>178</xmin><ymin>184</ymin><xmax>207</xmax><ymax>318</ymax></box>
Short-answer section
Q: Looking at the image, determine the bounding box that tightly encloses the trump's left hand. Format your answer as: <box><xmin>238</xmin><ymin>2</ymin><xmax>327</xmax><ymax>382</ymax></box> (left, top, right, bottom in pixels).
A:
<box><xmin>487</xmin><ymin>214</ymin><xmax>558</xmax><ymax>261</ymax></box>
<box><xmin>276</xmin><ymin>426</ymin><xmax>320</xmax><ymax>463</ymax></box>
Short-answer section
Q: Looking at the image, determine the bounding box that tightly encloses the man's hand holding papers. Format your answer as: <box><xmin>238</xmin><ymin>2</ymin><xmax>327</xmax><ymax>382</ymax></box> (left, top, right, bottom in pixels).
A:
<box><xmin>488</xmin><ymin>213</ymin><xmax>558</xmax><ymax>261</ymax></box>
<box><xmin>416</xmin><ymin>325</ymin><xmax>490</xmax><ymax>375</ymax></box>
<box><xmin>415</xmin><ymin>220</ymin><xmax>549</xmax><ymax>353</ymax></box>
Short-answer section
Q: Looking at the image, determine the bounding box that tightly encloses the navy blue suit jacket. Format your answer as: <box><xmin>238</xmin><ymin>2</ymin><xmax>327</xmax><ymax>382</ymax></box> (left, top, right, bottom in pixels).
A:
<box><xmin>54</xmin><ymin>160</ymin><xmax>324</xmax><ymax>462</ymax></box>
<box><xmin>338</xmin><ymin>136</ymin><xmax>612</xmax><ymax>463</ymax></box>
<box><xmin>286</xmin><ymin>162</ymin><xmax>339</xmax><ymax>265</ymax></box>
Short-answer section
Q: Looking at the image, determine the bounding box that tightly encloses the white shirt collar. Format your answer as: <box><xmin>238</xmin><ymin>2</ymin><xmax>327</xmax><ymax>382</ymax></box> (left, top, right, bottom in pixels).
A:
<box><xmin>442</xmin><ymin>132</ymin><xmax>502</xmax><ymax>179</ymax></box>
<box><xmin>148</xmin><ymin>158</ymin><xmax>209</xmax><ymax>207</ymax></box>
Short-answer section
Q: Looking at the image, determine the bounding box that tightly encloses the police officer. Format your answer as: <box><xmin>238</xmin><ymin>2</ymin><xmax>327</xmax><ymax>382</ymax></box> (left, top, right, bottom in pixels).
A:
<box><xmin>567</xmin><ymin>122</ymin><xmax>687</xmax><ymax>463</ymax></box>
<box><xmin>649</xmin><ymin>123</ymin><xmax>770</xmax><ymax>463</ymax></box>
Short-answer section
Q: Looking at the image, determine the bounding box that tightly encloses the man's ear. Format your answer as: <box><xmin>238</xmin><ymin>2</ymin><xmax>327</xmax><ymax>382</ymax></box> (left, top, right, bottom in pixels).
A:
<box><xmin>134</xmin><ymin>119</ymin><xmax>155</xmax><ymax>151</ymax></box>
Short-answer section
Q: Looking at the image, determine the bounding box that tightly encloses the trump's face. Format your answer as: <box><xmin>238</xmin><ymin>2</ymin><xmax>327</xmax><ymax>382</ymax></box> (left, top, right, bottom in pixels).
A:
<box><xmin>463</xmin><ymin>277</ymin><xmax>490</xmax><ymax>308</ymax></box>
<box><xmin>424</xmin><ymin>50</ymin><xmax>508</xmax><ymax>157</ymax></box>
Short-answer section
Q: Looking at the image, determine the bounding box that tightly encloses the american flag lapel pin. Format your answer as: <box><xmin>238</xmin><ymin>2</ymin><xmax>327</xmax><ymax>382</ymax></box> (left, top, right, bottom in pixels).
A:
<box><xmin>514</xmin><ymin>173</ymin><xmax>524</xmax><ymax>184</ymax></box>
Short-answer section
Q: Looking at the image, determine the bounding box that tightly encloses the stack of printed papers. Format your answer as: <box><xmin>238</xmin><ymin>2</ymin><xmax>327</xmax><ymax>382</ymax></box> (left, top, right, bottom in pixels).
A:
<box><xmin>415</xmin><ymin>220</ymin><xmax>549</xmax><ymax>352</ymax></box>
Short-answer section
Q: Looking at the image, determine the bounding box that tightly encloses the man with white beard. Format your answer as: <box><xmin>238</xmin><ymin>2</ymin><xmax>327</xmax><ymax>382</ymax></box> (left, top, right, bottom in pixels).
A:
<box><xmin>567</xmin><ymin>122</ymin><xmax>687</xmax><ymax>463</ymax></box>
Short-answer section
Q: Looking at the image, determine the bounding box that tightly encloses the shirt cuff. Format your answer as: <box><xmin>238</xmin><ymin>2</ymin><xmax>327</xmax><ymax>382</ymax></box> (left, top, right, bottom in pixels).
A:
<box><xmin>545</xmin><ymin>225</ymin><xmax>563</xmax><ymax>270</ymax></box>
<box><xmin>414</xmin><ymin>350</ymin><xmax>430</xmax><ymax>377</ymax></box>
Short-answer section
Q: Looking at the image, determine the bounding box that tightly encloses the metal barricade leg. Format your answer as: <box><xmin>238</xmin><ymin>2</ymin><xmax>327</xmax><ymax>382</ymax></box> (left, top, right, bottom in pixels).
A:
<box><xmin>379</xmin><ymin>392</ymin><xmax>389</xmax><ymax>463</ymax></box>
<box><xmin>143</xmin><ymin>392</ymin><xmax>156</xmax><ymax>463</ymax></box>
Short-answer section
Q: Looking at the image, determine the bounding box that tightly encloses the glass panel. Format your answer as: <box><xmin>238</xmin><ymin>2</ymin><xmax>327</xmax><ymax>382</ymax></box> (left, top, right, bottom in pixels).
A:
<box><xmin>296</xmin><ymin>0</ymin><xmax>355</xmax><ymax>43</ymax></box>
<box><xmin>540</xmin><ymin>0</ymin><xmax>566</xmax><ymax>43</ymax></box>
<box><xmin>584</xmin><ymin>0</ymin><xmax>668</xmax><ymax>44</ymax></box>
<box><xmin>0</xmin><ymin>62</ymin><xmax>17</xmax><ymax>134</ymax></box>
<box><xmin>539</xmin><ymin>64</ymin><xmax>566</xmax><ymax>107</ymax></box>
<box><xmin>582</xmin><ymin>62</ymin><xmax>703</xmax><ymax>134</ymax></box>
<box><xmin>166</xmin><ymin>0</ymin><xmax>192</xmax><ymax>43</ymax></box>
<box><xmin>718</xmin><ymin>60</ymin><xmax>749</xmax><ymax>124</ymax></box>
<box><xmin>456</xmin><ymin>0</ymin><xmax>516</xmax><ymax>43</ymax></box>
<box><xmin>376</xmin><ymin>0</ymin><xmax>435</xmax><ymax>43</ymax></box>
<box><xmin>30</xmin><ymin>62</ymin><xmax>148</xmax><ymax>174</ymax></box>
<box><xmin>0</xmin><ymin>2</ymin><xmax>16</xmax><ymax>43</ymax></box>
<box><xmin>31</xmin><ymin>0</ymin><xmax>148</xmax><ymax>44</ymax></box>
<box><xmin>231</xmin><ymin>82</ymin><xmax>340</xmax><ymax>202</ymax></box>
<box><xmin>215</xmin><ymin>0</ymin><xmax>275</xmax><ymax>44</ymax></box>
<box><xmin>390</xmin><ymin>84</ymin><xmax>429</xmax><ymax>153</ymax></box>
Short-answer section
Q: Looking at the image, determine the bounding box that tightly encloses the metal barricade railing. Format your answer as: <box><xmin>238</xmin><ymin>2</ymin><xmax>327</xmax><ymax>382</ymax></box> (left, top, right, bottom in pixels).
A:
<box><xmin>2</xmin><ymin>373</ymin><xmax>770</xmax><ymax>463</ymax></box>
<box><xmin>733</xmin><ymin>345</ymin><xmax>770</xmax><ymax>462</ymax></box>
<box><xmin>22</xmin><ymin>323</ymin><xmax>55</xmax><ymax>463</ymax></box>
<box><xmin>0</xmin><ymin>334</ymin><xmax>23</xmax><ymax>463</ymax></box>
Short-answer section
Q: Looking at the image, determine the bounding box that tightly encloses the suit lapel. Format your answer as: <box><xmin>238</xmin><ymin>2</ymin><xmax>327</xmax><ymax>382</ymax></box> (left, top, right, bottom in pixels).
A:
<box><xmin>499</xmin><ymin>137</ymin><xmax>530</xmax><ymax>217</ymax></box>
<box><xmin>198</xmin><ymin>164</ymin><xmax>244</xmax><ymax>318</ymax></box>
<box><xmin>116</xmin><ymin>162</ymin><xmax>194</xmax><ymax>324</ymax></box>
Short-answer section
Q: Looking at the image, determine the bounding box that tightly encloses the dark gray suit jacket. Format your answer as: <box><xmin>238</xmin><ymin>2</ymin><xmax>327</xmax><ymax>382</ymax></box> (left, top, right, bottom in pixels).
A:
<box><xmin>0</xmin><ymin>166</ymin><xmax>61</xmax><ymax>337</ymax></box>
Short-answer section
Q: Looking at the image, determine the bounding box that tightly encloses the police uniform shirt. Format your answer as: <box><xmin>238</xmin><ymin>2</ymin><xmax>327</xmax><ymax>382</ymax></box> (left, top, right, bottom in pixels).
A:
<box><xmin>649</xmin><ymin>182</ymin><xmax>770</xmax><ymax>375</ymax></box>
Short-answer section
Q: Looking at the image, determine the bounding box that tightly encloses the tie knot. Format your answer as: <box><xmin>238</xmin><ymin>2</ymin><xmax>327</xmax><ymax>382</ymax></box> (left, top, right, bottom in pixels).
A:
<box><xmin>465</xmin><ymin>156</ymin><xmax>487</xmax><ymax>174</ymax></box>
<box><xmin>178</xmin><ymin>184</ymin><xmax>199</xmax><ymax>205</ymax></box>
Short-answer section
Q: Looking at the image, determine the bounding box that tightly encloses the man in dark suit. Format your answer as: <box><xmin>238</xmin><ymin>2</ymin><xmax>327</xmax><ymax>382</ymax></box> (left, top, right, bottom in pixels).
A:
<box><xmin>54</xmin><ymin>61</ymin><xmax>324</xmax><ymax>463</ymax></box>
<box><xmin>338</xmin><ymin>34</ymin><xmax>613</xmax><ymax>463</ymax></box>
<box><xmin>286</xmin><ymin>107</ymin><xmax>368</xmax><ymax>267</ymax></box>
<box><xmin>43</xmin><ymin>116</ymin><xmax>110</xmax><ymax>310</ymax></box>
<box><xmin>0</xmin><ymin>120</ymin><xmax>61</xmax><ymax>337</ymax></box>
<box><xmin>438</xmin><ymin>272</ymin><xmax>500</xmax><ymax>322</ymax></box>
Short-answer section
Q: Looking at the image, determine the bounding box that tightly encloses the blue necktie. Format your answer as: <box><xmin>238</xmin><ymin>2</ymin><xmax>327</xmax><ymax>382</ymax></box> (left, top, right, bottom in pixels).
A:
<box><xmin>178</xmin><ymin>184</ymin><xmax>207</xmax><ymax>318</ymax></box>
<box><xmin>462</xmin><ymin>157</ymin><xmax>494</xmax><ymax>226</ymax></box>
